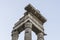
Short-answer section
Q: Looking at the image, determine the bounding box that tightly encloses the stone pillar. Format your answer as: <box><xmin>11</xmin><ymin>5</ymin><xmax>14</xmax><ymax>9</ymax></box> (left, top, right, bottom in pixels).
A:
<box><xmin>24</xmin><ymin>22</ymin><xmax>32</xmax><ymax>40</ymax></box>
<box><xmin>11</xmin><ymin>30</ymin><xmax>19</xmax><ymax>40</ymax></box>
<box><xmin>37</xmin><ymin>32</ymin><xmax>44</xmax><ymax>40</ymax></box>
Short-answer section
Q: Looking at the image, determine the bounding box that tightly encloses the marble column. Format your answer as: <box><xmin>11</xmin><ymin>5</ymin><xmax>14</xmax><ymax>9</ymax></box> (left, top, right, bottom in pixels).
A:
<box><xmin>37</xmin><ymin>32</ymin><xmax>44</xmax><ymax>40</ymax></box>
<box><xmin>11</xmin><ymin>30</ymin><xmax>19</xmax><ymax>40</ymax></box>
<box><xmin>24</xmin><ymin>22</ymin><xmax>32</xmax><ymax>40</ymax></box>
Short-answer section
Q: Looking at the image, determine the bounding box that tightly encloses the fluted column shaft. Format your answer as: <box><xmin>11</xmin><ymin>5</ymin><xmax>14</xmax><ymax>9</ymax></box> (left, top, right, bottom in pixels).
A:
<box><xmin>12</xmin><ymin>31</ymin><xmax>19</xmax><ymax>40</ymax></box>
<box><xmin>24</xmin><ymin>22</ymin><xmax>32</xmax><ymax>40</ymax></box>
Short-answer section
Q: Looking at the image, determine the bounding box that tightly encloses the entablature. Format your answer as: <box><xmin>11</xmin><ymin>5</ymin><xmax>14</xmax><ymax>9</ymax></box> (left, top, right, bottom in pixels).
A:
<box><xmin>25</xmin><ymin>4</ymin><xmax>47</xmax><ymax>24</ymax></box>
<box><xmin>13</xmin><ymin>13</ymin><xmax>44</xmax><ymax>34</ymax></box>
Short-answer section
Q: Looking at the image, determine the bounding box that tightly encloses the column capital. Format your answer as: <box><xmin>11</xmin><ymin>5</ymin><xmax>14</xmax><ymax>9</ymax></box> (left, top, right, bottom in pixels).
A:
<box><xmin>25</xmin><ymin>22</ymin><xmax>32</xmax><ymax>28</ymax></box>
<box><xmin>11</xmin><ymin>30</ymin><xmax>19</xmax><ymax>36</ymax></box>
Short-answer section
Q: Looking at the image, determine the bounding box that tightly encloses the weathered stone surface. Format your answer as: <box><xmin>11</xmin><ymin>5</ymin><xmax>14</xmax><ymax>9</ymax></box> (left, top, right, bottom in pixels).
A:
<box><xmin>25</xmin><ymin>4</ymin><xmax>47</xmax><ymax>23</ymax></box>
<box><xmin>11</xmin><ymin>31</ymin><xmax>19</xmax><ymax>40</ymax></box>
<box><xmin>11</xmin><ymin>4</ymin><xmax>47</xmax><ymax>40</ymax></box>
<box><xmin>25</xmin><ymin>22</ymin><xmax>32</xmax><ymax>40</ymax></box>
<box><xmin>37</xmin><ymin>32</ymin><xmax>44</xmax><ymax>40</ymax></box>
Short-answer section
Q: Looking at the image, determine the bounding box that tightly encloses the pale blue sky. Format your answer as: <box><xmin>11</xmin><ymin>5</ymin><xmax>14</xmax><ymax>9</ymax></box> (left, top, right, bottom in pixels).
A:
<box><xmin>0</xmin><ymin>0</ymin><xmax>60</xmax><ymax>40</ymax></box>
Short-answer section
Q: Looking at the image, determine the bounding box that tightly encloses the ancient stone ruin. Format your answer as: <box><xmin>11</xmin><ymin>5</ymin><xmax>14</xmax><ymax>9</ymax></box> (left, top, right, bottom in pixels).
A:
<box><xmin>11</xmin><ymin>4</ymin><xmax>47</xmax><ymax>40</ymax></box>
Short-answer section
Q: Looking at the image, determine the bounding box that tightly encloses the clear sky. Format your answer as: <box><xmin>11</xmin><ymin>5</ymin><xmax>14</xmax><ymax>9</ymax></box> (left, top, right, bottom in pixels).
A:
<box><xmin>0</xmin><ymin>0</ymin><xmax>60</xmax><ymax>40</ymax></box>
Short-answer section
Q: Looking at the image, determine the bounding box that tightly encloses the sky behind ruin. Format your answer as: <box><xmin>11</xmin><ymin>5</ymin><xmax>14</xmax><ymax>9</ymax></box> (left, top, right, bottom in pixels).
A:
<box><xmin>0</xmin><ymin>0</ymin><xmax>60</xmax><ymax>40</ymax></box>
